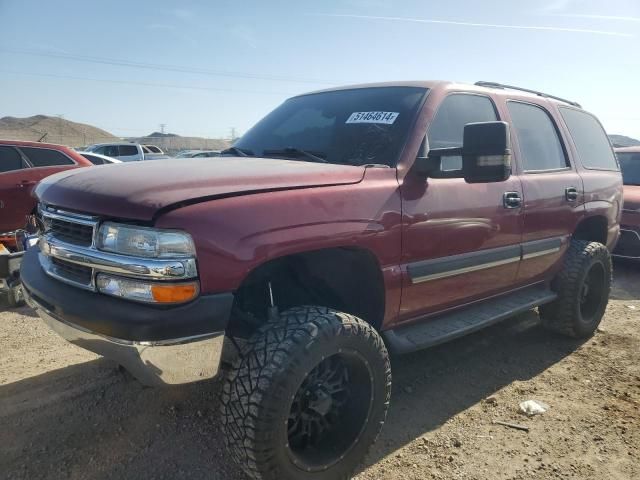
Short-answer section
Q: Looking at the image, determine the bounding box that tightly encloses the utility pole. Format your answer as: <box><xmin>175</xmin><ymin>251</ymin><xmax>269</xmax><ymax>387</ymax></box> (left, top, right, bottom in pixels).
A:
<box><xmin>159</xmin><ymin>123</ymin><xmax>166</xmax><ymax>135</ymax></box>
<box><xmin>230</xmin><ymin>127</ymin><xmax>237</xmax><ymax>141</ymax></box>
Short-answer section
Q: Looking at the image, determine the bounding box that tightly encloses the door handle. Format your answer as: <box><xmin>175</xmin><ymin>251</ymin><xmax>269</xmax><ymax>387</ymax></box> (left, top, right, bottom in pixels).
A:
<box><xmin>503</xmin><ymin>192</ymin><xmax>522</xmax><ymax>209</ymax></box>
<box><xmin>565</xmin><ymin>187</ymin><xmax>578</xmax><ymax>202</ymax></box>
<box><xmin>17</xmin><ymin>180</ymin><xmax>37</xmax><ymax>188</ymax></box>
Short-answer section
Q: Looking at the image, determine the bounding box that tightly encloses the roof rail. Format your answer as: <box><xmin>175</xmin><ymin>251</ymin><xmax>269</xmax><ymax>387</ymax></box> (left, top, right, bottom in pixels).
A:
<box><xmin>475</xmin><ymin>81</ymin><xmax>581</xmax><ymax>108</ymax></box>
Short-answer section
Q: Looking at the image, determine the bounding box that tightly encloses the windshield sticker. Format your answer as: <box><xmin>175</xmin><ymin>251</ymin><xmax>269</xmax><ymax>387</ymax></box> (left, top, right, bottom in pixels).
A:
<box><xmin>345</xmin><ymin>112</ymin><xmax>399</xmax><ymax>125</ymax></box>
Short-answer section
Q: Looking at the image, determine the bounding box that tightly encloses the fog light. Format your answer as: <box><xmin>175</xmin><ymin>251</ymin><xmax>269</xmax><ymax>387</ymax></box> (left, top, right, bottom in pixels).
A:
<box><xmin>96</xmin><ymin>274</ymin><xmax>199</xmax><ymax>304</ymax></box>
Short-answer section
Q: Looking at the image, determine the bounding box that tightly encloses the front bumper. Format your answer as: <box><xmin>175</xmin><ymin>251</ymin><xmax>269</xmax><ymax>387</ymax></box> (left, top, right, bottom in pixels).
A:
<box><xmin>21</xmin><ymin>247</ymin><xmax>234</xmax><ymax>386</ymax></box>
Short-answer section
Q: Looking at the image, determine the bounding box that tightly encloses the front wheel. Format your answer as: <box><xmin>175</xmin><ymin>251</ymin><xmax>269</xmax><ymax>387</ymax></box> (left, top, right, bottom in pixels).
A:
<box><xmin>540</xmin><ymin>240</ymin><xmax>612</xmax><ymax>338</ymax></box>
<box><xmin>220</xmin><ymin>306</ymin><xmax>391</xmax><ymax>480</ymax></box>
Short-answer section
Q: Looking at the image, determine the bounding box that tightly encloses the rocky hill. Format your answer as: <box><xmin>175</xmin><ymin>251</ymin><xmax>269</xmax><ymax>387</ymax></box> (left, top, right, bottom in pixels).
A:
<box><xmin>128</xmin><ymin>132</ymin><xmax>230</xmax><ymax>153</ymax></box>
<box><xmin>0</xmin><ymin>115</ymin><xmax>117</xmax><ymax>146</ymax></box>
<box><xmin>609</xmin><ymin>134</ymin><xmax>640</xmax><ymax>148</ymax></box>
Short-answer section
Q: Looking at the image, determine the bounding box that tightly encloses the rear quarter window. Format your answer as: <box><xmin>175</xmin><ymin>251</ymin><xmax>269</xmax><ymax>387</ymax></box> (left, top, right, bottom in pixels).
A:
<box><xmin>560</xmin><ymin>108</ymin><xmax>618</xmax><ymax>170</ymax></box>
<box><xmin>20</xmin><ymin>147</ymin><xmax>75</xmax><ymax>167</ymax></box>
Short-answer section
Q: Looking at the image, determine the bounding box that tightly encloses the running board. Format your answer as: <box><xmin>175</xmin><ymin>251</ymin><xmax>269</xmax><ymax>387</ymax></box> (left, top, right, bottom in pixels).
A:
<box><xmin>383</xmin><ymin>284</ymin><xmax>557</xmax><ymax>354</ymax></box>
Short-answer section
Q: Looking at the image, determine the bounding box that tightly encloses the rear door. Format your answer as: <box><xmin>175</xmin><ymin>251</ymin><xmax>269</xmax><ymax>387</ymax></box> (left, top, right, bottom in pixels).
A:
<box><xmin>0</xmin><ymin>145</ymin><xmax>31</xmax><ymax>232</ymax></box>
<box><xmin>506</xmin><ymin>101</ymin><xmax>582</xmax><ymax>283</ymax></box>
<box><xmin>117</xmin><ymin>144</ymin><xmax>142</xmax><ymax>161</ymax></box>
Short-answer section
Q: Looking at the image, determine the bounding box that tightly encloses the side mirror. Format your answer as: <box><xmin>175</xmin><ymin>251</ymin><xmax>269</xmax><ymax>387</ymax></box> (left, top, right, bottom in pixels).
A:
<box><xmin>461</xmin><ymin>121</ymin><xmax>512</xmax><ymax>183</ymax></box>
<box><xmin>413</xmin><ymin>121</ymin><xmax>512</xmax><ymax>183</ymax></box>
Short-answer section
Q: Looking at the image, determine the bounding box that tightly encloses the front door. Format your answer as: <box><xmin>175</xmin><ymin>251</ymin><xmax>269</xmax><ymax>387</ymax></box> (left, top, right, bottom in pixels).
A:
<box><xmin>399</xmin><ymin>93</ymin><xmax>523</xmax><ymax>322</ymax></box>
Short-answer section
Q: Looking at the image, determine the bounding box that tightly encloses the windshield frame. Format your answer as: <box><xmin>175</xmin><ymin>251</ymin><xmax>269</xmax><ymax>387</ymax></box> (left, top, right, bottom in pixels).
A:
<box><xmin>234</xmin><ymin>86</ymin><xmax>430</xmax><ymax>168</ymax></box>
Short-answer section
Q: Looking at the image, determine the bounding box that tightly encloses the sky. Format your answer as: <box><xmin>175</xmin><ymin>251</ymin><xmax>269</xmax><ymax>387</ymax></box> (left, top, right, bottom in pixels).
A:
<box><xmin>0</xmin><ymin>0</ymin><xmax>638</xmax><ymax>139</ymax></box>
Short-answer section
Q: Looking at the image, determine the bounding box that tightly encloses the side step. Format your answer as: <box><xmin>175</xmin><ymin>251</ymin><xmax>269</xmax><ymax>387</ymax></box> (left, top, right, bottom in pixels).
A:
<box><xmin>383</xmin><ymin>284</ymin><xmax>557</xmax><ymax>354</ymax></box>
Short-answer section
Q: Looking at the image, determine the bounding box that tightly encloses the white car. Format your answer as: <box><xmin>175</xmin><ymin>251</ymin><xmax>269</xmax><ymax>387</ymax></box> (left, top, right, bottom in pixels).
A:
<box><xmin>79</xmin><ymin>152</ymin><xmax>122</xmax><ymax>165</ymax></box>
<box><xmin>83</xmin><ymin>143</ymin><xmax>169</xmax><ymax>162</ymax></box>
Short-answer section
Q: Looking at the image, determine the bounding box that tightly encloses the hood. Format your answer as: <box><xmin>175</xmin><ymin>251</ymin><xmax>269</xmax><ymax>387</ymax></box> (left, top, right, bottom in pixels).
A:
<box><xmin>35</xmin><ymin>157</ymin><xmax>366</xmax><ymax>221</ymax></box>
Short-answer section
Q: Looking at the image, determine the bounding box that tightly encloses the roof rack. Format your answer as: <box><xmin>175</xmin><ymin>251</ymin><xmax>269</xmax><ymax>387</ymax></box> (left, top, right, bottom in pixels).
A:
<box><xmin>474</xmin><ymin>81</ymin><xmax>581</xmax><ymax>108</ymax></box>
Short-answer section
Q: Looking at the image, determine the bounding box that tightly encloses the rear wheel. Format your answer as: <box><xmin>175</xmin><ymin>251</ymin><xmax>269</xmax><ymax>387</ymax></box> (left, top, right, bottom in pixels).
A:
<box><xmin>540</xmin><ymin>240</ymin><xmax>611</xmax><ymax>338</ymax></box>
<box><xmin>221</xmin><ymin>306</ymin><xmax>391</xmax><ymax>480</ymax></box>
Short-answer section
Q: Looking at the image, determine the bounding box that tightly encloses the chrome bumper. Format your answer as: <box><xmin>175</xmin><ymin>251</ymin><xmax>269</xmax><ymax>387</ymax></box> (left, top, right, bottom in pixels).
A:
<box><xmin>27</xmin><ymin>290</ymin><xmax>225</xmax><ymax>386</ymax></box>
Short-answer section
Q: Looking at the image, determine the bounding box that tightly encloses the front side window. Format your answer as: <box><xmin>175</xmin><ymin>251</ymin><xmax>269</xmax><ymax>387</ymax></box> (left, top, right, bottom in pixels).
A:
<box><xmin>103</xmin><ymin>145</ymin><xmax>119</xmax><ymax>157</ymax></box>
<box><xmin>617</xmin><ymin>152</ymin><xmax>640</xmax><ymax>185</ymax></box>
<box><xmin>507</xmin><ymin>102</ymin><xmax>567</xmax><ymax>171</ymax></box>
<box><xmin>20</xmin><ymin>147</ymin><xmax>74</xmax><ymax>167</ymax></box>
<box><xmin>0</xmin><ymin>146</ymin><xmax>24</xmax><ymax>173</ymax></box>
<box><xmin>560</xmin><ymin>108</ymin><xmax>618</xmax><ymax>170</ymax></box>
<box><xmin>235</xmin><ymin>86</ymin><xmax>427</xmax><ymax>167</ymax></box>
<box><xmin>428</xmin><ymin>93</ymin><xmax>498</xmax><ymax>170</ymax></box>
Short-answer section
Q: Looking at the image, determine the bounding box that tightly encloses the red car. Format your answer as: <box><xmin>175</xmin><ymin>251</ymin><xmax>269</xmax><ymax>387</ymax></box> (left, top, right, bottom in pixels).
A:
<box><xmin>0</xmin><ymin>140</ymin><xmax>93</xmax><ymax>240</ymax></box>
<box><xmin>614</xmin><ymin>146</ymin><xmax>640</xmax><ymax>259</ymax></box>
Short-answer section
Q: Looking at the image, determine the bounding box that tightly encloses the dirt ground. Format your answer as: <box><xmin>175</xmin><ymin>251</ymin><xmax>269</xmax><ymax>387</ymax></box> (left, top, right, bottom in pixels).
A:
<box><xmin>1</xmin><ymin>260</ymin><xmax>639</xmax><ymax>480</ymax></box>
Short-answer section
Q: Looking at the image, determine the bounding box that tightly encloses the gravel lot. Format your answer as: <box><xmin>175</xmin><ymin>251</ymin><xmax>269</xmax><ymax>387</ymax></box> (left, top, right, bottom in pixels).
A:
<box><xmin>1</xmin><ymin>260</ymin><xmax>639</xmax><ymax>480</ymax></box>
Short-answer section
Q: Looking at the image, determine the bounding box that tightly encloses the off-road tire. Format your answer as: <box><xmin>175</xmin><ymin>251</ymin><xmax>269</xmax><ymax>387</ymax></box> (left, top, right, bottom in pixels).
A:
<box><xmin>220</xmin><ymin>306</ymin><xmax>391</xmax><ymax>480</ymax></box>
<box><xmin>540</xmin><ymin>240</ymin><xmax>611</xmax><ymax>338</ymax></box>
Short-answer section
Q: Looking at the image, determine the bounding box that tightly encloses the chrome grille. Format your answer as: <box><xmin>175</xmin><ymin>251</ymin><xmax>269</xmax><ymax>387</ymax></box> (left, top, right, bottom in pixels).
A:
<box><xmin>47</xmin><ymin>217</ymin><xmax>94</xmax><ymax>246</ymax></box>
<box><xmin>51</xmin><ymin>257</ymin><xmax>93</xmax><ymax>285</ymax></box>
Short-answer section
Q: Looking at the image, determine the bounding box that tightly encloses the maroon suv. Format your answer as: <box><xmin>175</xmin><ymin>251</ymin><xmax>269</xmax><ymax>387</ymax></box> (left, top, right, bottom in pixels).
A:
<box><xmin>21</xmin><ymin>81</ymin><xmax>622</xmax><ymax>479</ymax></box>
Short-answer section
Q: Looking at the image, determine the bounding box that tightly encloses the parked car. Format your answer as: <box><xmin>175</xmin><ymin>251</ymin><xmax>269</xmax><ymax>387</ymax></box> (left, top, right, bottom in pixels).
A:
<box><xmin>613</xmin><ymin>146</ymin><xmax>640</xmax><ymax>259</ymax></box>
<box><xmin>82</xmin><ymin>143</ymin><xmax>169</xmax><ymax>161</ymax></box>
<box><xmin>176</xmin><ymin>150</ymin><xmax>221</xmax><ymax>158</ymax></box>
<box><xmin>0</xmin><ymin>140</ymin><xmax>93</xmax><ymax>236</ymax></box>
<box><xmin>79</xmin><ymin>152</ymin><xmax>122</xmax><ymax>165</ymax></box>
<box><xmin>22</xmin><ymin>81</ymin><xmax>621</xmax><ymax>480</ymax></box>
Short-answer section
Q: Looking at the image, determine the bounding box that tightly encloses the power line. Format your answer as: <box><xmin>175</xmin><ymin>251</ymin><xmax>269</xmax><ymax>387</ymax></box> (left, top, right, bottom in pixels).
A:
<box><xmin>0</xmin><ymin>69</ymin><xmax>297</xmax><ymax>96</ymax></box>
<box><xmin>0</xmin><ymin>48</ymin><xmax>344</xmax><ymax>86</ymax></box>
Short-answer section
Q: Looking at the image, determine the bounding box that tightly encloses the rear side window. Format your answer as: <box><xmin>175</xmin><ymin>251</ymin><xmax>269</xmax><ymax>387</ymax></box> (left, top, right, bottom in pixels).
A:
<box><xmin>428</xmin><ymin>94</ymin><xmax>498</xmax><ymax>149</ymax></box>
<box><xmin>560</xmin><ymin>108</ymin><xmax>618</xmax><ymax>170</ymax></box>
<box><xmin>507</xmin><ymin>102</ymin><xmax>567</xmax><ymax>171</ymax></box>
<box><xmin>119</xmin><ymin>145</ymin><xmax>139</xmax><ymax>156</ymax></box>
<box><xmin>0</xmin><ymin>146</ymin><xmax>24</xmax><ymax>172</ymax></box>
<box><xmin>20</xmin><ymin>147</ymin><xmax>74</xmax><ymax>167</ymax></box>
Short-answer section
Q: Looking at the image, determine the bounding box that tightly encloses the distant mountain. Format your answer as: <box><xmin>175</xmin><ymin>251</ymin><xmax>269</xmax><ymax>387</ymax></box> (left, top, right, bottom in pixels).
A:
<box><xmin>0</xmin><ymin>115</ymin><xmax>117</xmax><ymax>146</ymax></box>
<box><xmin>128</xmin><ymin>132</ymin><xmax>230</xmax><ymax>153</ymax></box>
<box><xmin>609</xmin><ymin>134</ymin><xmax>640</xmax><ymax>148</ymax></box>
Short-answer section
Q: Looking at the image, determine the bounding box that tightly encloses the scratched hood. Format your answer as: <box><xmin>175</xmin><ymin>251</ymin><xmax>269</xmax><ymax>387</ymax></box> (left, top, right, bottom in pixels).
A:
<box><xmin>35</xmin><ymin>157</ymin><xmax>366</xmax><ymax>221</ymax></box>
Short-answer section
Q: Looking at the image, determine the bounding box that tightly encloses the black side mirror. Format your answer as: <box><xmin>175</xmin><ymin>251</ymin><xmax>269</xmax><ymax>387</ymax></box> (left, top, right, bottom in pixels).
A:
<box><xmin>413</xmin><ymin>121</ymin><xmax>511</xmax><ymax>183</ymax></box>
<box><xmin>462</xmin><ymin>121</ymin><xmax>511</xmax><ymax>183</ymax></box>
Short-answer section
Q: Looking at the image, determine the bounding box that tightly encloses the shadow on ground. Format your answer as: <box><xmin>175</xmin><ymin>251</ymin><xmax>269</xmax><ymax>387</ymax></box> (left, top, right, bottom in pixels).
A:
<box><xmin>1</xmin><ymin>262</ymin><xmax>637</xmax><ymax>479</ymax></box>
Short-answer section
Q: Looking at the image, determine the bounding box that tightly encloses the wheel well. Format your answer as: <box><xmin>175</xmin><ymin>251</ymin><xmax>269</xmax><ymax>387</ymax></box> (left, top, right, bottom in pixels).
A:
<box><xmin>229</xmin><ymin>247</ymin><xmax>386</xmax><ymax>337</ymax></box>
<box><xmin>573</xmin><ymin>216</ymin><xmax>608</xmax><ymax>245</ymax></box>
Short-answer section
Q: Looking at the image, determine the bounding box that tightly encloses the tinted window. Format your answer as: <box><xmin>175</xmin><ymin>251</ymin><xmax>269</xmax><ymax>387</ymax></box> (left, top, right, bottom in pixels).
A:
<box><xmin>617</xmin><ymin>152</ymin><xmax>640</xmax><ymax>185</ymax></box>
<box><xmin>20</xmin><ymin>147</ymin><xmax>74</xmax><ymax>167</ymax></box>
<box><xmin>428</xmin><ymin>94</ymin><xmax>498</xmax><ymax>149</ymax></box>
<box><xmin>81</xmin><ymin>153</ymin><xmax>104</xmax><ymax>165</ymax></box>
<box><xmin>0</xmin><ymin>146</ymin><xmax>24</xmax><ymax>173</ymax></box>
<box><xmin>507</xmin><ymin>102</ymin><xmax>567</xmax><ymax>171</ymax></box>
<box><xmin>560</xmin><ymin>108</ymin><xmax>618</xmax><ymax>170</ymax></box>
<box><xmin>235</xmin><ymin>86</ymin><xmax>427</xmax><ymax>166</ymax></box>
<box><xmin>118</xmin><ymin>145</ymin><xmax>139</xmax><ymax>156</ymax></box>
<box><xmin>103</xmin><ymin>145</ymin><xmax>119</xmax><ymax>157</ymax></box>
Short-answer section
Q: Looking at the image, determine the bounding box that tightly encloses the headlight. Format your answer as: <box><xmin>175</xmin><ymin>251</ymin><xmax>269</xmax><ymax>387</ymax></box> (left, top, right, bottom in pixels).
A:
<box><xmin>96</xmin><ymin>222</ymin><xmax>196</xmax><ymax>258</ymax></box>
<box><xmin>96</xmin><ymin>273</ymin><xmax>199</xmax><ymax>304</ymax></box>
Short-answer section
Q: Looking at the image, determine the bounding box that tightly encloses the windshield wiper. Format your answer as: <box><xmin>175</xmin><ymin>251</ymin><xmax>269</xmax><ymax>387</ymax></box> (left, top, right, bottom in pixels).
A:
<box><xmin>220</xmin><ymin>146</ymin><xmax>254</xmax><ymax>157</ymax></box>
<box><xmin>262</xmin><ymin>147</ymin><xmax>328</xmax><ymax>164</ymax></box>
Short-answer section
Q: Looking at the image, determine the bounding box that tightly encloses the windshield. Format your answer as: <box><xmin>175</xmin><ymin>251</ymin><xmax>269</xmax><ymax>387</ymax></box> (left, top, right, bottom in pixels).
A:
<box><xmin>618</xmin><ymin>152</ymin><xmax>640</xmax><ymax>185</ymax></box>
<box><xmin>234</xmin><ymin>87</ymin><xmax>427</xmax><ymax>167</ymax></box>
